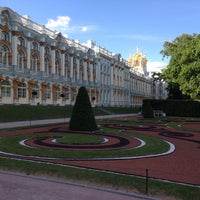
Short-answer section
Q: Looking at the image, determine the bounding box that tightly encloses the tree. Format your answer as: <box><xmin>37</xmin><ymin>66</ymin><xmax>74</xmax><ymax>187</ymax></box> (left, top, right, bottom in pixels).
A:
<box><xmin>69</xmin><ymin>86</ymin><xmax>97</xmax><ymax>131</ymax></box>
<box><xmin>160</xmin><ymin>33</ymin><xmax>200</xmax><ymax>99</ymax></box>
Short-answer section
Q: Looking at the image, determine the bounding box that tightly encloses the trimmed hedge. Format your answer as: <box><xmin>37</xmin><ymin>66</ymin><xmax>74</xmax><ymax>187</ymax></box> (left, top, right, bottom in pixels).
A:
<box><xmin>69</xmin><ymin>86</ymin><xmax>97</xmax><ymax>131</ymax></box>
<box><xmin>143</xmin><ymin>99</ymin><xmax>200</xmax><ymax>117</ymax></box>
<box><xmin>142</xmin><ymin>101</ymin><xmax>154</xmax><ymax>118</ymax></box>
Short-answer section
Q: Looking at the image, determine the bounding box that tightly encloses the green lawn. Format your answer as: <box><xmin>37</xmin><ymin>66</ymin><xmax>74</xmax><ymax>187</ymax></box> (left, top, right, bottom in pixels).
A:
<box><xmin>0</xmin><ymin>131</ymin><xmax>169</xmax><ymax>159</ymax></box>
<box><xmin>0</xmin><ymin>105</ymin><xmax>139</xmax><ymax>122</ymax></box>
<box><xmin>0</xmin><ymin>116</ymin><xmax>199</xmax><ymax>200</ymax></box>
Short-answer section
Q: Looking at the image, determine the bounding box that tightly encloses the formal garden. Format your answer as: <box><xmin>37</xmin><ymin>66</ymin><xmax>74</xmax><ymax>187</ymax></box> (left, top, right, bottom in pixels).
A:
<box><xmin>0</xmin><ymin>87</ymin><xmax>200</xmax><ymax>200</ymax></box>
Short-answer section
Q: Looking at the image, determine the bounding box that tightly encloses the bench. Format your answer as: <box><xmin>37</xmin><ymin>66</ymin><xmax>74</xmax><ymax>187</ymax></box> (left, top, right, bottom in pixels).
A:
<box><xmin>153</xmin><ymin>110</ymin><xmax>166</xmax><ymax>117</ymax></box>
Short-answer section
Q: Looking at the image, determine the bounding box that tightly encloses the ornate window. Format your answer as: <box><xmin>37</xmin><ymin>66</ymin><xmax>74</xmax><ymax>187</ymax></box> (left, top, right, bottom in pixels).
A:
<box><xmin>18</xmin><ymin>82</ymin><xmax>26</xmax><ymax>98</ymax></box>
<box><xmin>45</xmin><ymin>46</ymin><xmax>50</xmax><ymax>54</ymax></box>
<box><xmin>56</xmin><ymin>87</ymin><xmax>60</xmax><ymax>99</ymax></box>
<box><xmin>18</xmin><ymin>37</ymin><xmax>25</xmax><ymax>46</ymax></box>
<box><xmin>55</xmin><ymin>61</ymin><xmax>60</xmax><ymax>76</ymax></box>
<box><xmin>32</xmin><ymin>42</ymin><xmax>38</xmax><ymax>50</ymax></box>
<box><xmin>1</xmin><ymin>80</ymin><xmax>11</xmax><ymax>97</ymax></box>
<box><xmin>55</xmin><ymin>50</ymin><xmax>60</xmax><ymax>58</ymax></box>
<box><xmin>63</xmin><ymin>87</ymin><xmax>69</xmax><ymax>100</ymax></box>
<box><xmin>17</xmin><ymin>50</ymin><xmax>25</xmax><ymax>69</ymax></box>
<box><xmin>44</xmin><ymin>85</ymin><xmax>51</xmax><ymax>99</ymax></box>
<box><xmin>0</xmin><ymin>45</ymin><xmax>9</xmax><ymax>67</ymax></box>
<box><xmin>1</xmin><ymin>31</ymin><xmax>9</xmax><ymax>41</ymax></box>
<box><xmin>32</xmin><ymin>83</ymin><xmax>39</xmax><ymax>98</ymax></box>
<box><xmin>45</xmin><ymin>58</ymin><xmax>51</xmax><ymax>75</ymax></box>
<box><xmin>31</xmin><ymin>54</ymin><xmax>38</xmax><ymax>73</ymax></box>
<box><xmin>64</xmin><ymin>54</ymin><xmax>69</xmax><ymax>78</ymax></box>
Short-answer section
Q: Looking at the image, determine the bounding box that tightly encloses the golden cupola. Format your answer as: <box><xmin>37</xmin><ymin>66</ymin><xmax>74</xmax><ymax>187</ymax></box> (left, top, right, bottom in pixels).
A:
<box><xmin>128</xmin><ymin>47</ymin><xmax>147</xmax><ymax>74</ymax></box>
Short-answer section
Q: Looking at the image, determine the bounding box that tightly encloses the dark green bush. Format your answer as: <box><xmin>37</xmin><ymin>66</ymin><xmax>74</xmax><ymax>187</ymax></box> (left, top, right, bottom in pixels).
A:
<box><xmin>69</xmin><ymin>86</ymin><xmax>97</xmax><ymax>131</ymax></box>
<box><xmin>143</xmin><ymin>99</ymin><xmax>200</xmax><ymax>117</ymax></box>
<box><xmin>142</xmin><ymin>101</ymin><xmax>154</xmax><ymax>118</ymax></box>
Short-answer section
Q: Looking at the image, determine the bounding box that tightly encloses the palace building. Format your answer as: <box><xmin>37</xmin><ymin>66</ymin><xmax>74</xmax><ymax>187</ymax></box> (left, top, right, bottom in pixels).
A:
<box><xmin>0</xmin><ymin>7</ymin><xmax>153</xmax><ymax>107</ymax></box>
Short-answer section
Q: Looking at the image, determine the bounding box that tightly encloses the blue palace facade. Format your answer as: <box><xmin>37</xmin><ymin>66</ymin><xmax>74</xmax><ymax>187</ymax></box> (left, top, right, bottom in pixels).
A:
<box><xmin>0</xmin><ymin>7</ymin><xmax>154</xmax><ymax>107</ymax></box>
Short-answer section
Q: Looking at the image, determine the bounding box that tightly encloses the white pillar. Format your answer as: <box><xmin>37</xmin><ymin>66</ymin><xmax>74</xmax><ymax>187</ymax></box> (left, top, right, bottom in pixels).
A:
<box><xmin>27</xmin><ymin>40</ymin><xmax>31</xmax><ymax>69</ymax></box>
<box><xmin>12</xmin><ymin>35</ymin><xmax>17</xmax><ymax>66</ymax></box>
<box><xmin>83</xmin><ymin>60</ymin><xmax>87</xmax><ymax>81</ymax></box>
<box><xmin>51</xmin><ymin>48</ymin><xmax>55</xmax><ymax>74</ymax></box>
<box><xmin>96</xmin><ymin>60</ymin><xmax>101</xmax><ymax>83</ymax></box>
<box><xmin>40</xmin><ymin>44</ymin><xmax>45</xmax><ymax>72</ymax></box>
<box><xmin>70</xmin><ymin>56</ymin><xmax>73</xmax><ymax>78</ymax></box>
<box><xmin>90</xmin><ymin>62</ymin><xmax>93</xmax><ymax>82</ymax></box>
<box><xmin>61</xmin><ymin>53</ymin><xmax>65</xmax><ymax>76</ymax></box>
<box><xmin>77</xmin><ymin>58</ymin><xmax>80</xmax><ymax>80</ymax></box>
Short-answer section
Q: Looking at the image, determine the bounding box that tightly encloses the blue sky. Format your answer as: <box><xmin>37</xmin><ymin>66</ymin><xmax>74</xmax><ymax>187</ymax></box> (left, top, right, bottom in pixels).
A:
<box><xmin>1</xmin><ymin>0</ymin><xmax>200</xmax><ymax>72</ymax></box>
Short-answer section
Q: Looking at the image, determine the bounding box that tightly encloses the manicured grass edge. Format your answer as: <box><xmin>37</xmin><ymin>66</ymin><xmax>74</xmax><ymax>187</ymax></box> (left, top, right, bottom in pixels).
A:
<box><xmin>0</xmin><ymin>157</ymin><xmax>199</xmax><ymax>200</ymax></box>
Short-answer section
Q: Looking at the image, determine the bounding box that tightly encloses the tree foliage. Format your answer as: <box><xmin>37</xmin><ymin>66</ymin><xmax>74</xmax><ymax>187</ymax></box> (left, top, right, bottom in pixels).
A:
<box><xmin>160</xmin><ymin>33</ymin><xmax>200</xmax><ymax>99</ymax></box>
<box><xmin>69</xmin><ymin>86</ymin><xmax>97</xmax><ymax>131</ymax></box>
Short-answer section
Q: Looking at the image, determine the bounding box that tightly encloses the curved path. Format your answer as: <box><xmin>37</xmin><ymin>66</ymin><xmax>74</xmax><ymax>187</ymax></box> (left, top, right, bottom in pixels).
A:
<box><xmin>0</xmin><ymin>120</ymin><xmax>200</xmax><ymax>186</ymax></box>
<box><xmin>0</xmin><ymin>170</ymin><xmax>158</xmax><ymax>200</ymax></box>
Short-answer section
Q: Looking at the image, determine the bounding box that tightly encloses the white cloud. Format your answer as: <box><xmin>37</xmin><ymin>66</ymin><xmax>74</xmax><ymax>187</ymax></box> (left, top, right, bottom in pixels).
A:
<box><xmin>45</xmin><ymin>16</ymin><xmax>96</xmax><ymax>35</ymax></box>
<box><xmin>81</xmin><ymin>26</ymin><xmax>88</xmax><ymax>32</ymax></box>
<box><xmin>147</xmin><ymin>61</ymin><xmax>168</xmax><ymax>72</ymax></box>
<box><xmin>46</xmin><ymin>16</ymin><xmax>71</xmax><ymax>30</ymax></box>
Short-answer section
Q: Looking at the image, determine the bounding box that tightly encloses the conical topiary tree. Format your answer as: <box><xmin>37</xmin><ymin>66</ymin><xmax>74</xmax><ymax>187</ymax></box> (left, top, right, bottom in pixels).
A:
<box><xmin>69</xmin><ymin>86</ymin><xmax>97</xmax><ymax>131</ymax></box>
<box><xmin>142</xmin><ymin>100</ymin><xmax>154</xmax><ymax>118</ymax></box>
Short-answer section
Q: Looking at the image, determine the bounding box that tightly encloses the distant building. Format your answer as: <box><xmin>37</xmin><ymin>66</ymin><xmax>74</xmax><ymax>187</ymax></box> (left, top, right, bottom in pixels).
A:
<box><xmin>153</xmin><ymin>80</ymin><xmax>168</xmax><ymax>100</ymax></box>
<box><xmin>0</xmin><ymin>7</ymin><xmax>154</xmax><ymax>107</ymax></box>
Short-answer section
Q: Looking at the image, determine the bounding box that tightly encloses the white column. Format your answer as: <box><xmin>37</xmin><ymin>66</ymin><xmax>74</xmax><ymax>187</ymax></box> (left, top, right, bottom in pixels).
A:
<box><xmin>51</xmin><ymin>49</ymin><xmax>55</xmax><ymax>74</ymax></box>
<box><xmin>96</xmin><ymin>60</ymin><xmax>101</xmax><ymax>83</ymax></box>
<box><xmin>40</xmin><ymin>44</ymin><xmax>45</xmax><ymax>72</ymax></box>
<box><xmin>70</xmin><ymin>56</ymin><xmax>73</xmax><ymax>78</ymax></box>
<box><xmin>90</xmin><ymin>62</ymin><xmax>93</xmax><ymax>82</ymax></box>
<box><xmin>110</xmin><ymin>64</ymin><xmax>113</xmax><ymax>85</ymax></box>
<box><xmin>12</xmin><ymin>35</ymin><xmax>18</xmax><ymax>66</ymax></box>
<box><xmin>27</xmin><ymin>40</ymin><xmax>31</xmax><ymax>69</ymax></box>
<box><xmin>83</xmin><ymin>60</ymin><xmax>87</xmax><ymax>81</ymax></box>
<box><xmin>77</xmin><ymin>58</ymin><xmax>80</xmax><ymax>80</ymax></box>
<box><xmin>61</xmin><ymin>53</ymin><xmax>65</xmax><ymax>76</ymax></box>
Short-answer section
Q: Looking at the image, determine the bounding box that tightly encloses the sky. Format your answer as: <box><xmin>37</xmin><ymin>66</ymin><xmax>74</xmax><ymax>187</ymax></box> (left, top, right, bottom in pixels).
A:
<box><xmin>1</xmin><ymin>0</ymin><xmax>200</xmax><ymax>72</ymax></box>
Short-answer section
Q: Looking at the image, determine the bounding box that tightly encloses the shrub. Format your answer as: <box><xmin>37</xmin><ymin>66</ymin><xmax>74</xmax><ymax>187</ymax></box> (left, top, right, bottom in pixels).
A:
<box><xmin>69</xmin><ymin>86</ymin><xmax>98</xmax><ymax>131</ymax></box>
<box><xmin>142</xmin><ymin>101</ymin><xmax>154</xmax><ymax>118</ymax></box>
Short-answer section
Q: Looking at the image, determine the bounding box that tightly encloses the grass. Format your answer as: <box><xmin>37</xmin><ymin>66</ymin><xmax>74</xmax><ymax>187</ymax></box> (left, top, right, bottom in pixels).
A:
<box><xmin>0</xmin><ymin>116</ymin><xmax>199</xmax><ymax>199</ymax></box>
<box><xmin>0</xmin><ymin>157</ymin><xmax>199</xmax><ymax>200</ymax></box>
<box><xmin>167</xmin><ymin>121</ymin><xmax>200</xmax><ymax>132</ymax></box>
<box><xmin>56</xmin><ymin>133</ymin><xmax>104</xmax><ymax>144</ymax></box>
<box><xmin>0</xmin><ymin>130</ymin><xmax>169</xmax><ymax>159</ymax></box>
<box><xmin>0</xmin><ymin>105</ymin><xmax>139</xmax><ymax>122</ymax></box>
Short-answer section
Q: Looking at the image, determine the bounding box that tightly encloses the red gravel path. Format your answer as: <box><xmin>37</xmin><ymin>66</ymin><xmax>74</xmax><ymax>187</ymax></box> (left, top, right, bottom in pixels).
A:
<box><xmin>0</xmin><ymin>121</ymin><xmax>199</xmax><ymax>186</ymax></box>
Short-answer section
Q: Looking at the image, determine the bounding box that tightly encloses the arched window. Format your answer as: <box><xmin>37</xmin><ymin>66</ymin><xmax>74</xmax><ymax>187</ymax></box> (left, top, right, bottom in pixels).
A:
<box><xmin>73</xmin><ymin>57</ymin><xmax>76</xmax><ymax>64</ymax></box>
<box><xmin>44</xmin><ymin>85</ymin><xmax>51</xmax><ymax>99</ymax></box>
<box><xmin>55</xmin><ymin>50</ymin><xmax>60</xmax><ymax>58</ymax></box>
<box><xmin>45</xmin><ymin>46</ymin><xmax>50</xmax><ymax>54</ymax></box>
<box><xmin>32</xmin><ymin>83</ymin><xmax>39</xmax><ymax>98</ymax></box>
<box><xmin>1</xmin><ymin>31</ymin><xmax>9</xmax><ymax>41</ymax></box>
<box><xmin>1</xmin><ymin>80</ymin><xmax>11</xmax><ymax>97</ymax></box>
<box><xmin>45</xmin><ymin>58</ymin><xmax>51</xmax><ymax>75</ymax></box>
<box><xmin>31</xmin><ymin>54</ymin><xmax>38</xmax><ymax>73</ymax></box>
<box><xmin>55</xmin><ymin>61</ymin><xmax>60</xmax><ymax>76</ymax></box>
<box><xmin>17</xmin><ymin>50</ymin><xmax>25</xmax><ymax>69</ymax></box>
<box><xmin>32</xmin><ymin>42</ymin><xmax>38</xmax><ymax>50</ymax></box>
<box><xmin>56</xmin><ymin>87</ymin><xmax>60</xmax><ymax>100</ymax></box>
<box><xmin>18</xmin><ymin>37</ymin><xmax>25</xmax><ymax>46</ymax></box>
<box><xmin>0</xmin><ymin>45</ymin><xmax>9</xmax><ymax>67</ymax></box>
<box><xmin>18</xmin><ymin>82</ymin><xmax>26</xmax><ymax>98</ymax></box>
<box><xmin>64</xmin><ymin>54</ymin><xmax>69</xmax><ymax>78</ymax></box>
